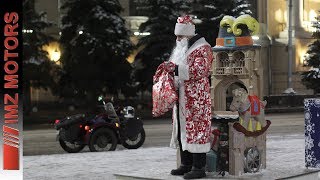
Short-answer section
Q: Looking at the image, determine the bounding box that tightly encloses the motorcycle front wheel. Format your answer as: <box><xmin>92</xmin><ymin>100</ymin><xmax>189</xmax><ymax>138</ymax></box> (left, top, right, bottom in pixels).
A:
<box><xmin>89</xmin><ymin>128</ymin><xmax>118</xmax><ymax>152</ymax></box>
<box><xmin>59</xmin><ymin>138</ymin><xmax>85</xmax><ymax>153</ymax></box>
<box><xmin>122</xmin><ymin>128</ymin><xmax>145</xmax><ymax>149</ymax></box>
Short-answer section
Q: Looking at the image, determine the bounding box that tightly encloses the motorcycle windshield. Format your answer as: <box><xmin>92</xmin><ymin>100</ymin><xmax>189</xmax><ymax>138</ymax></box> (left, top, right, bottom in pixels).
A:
<box><xmin>105</xmin><ymin>102</ymin><xmax>118</xmax><ymax>118</ymax></box>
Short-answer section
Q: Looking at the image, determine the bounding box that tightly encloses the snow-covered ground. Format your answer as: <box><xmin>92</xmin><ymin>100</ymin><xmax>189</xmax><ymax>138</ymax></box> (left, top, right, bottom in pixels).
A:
<box><xmin>24</xmin><ymin>133</ymin><xmax>317</xmax><ymax>180</ymax></box>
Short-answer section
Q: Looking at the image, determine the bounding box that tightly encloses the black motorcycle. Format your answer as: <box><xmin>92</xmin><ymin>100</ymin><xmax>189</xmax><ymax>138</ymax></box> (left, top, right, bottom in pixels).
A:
<box><xmin>54</xmin><ymin>97</ymin><xmax>145</xmax><ymax>153</ymax></box>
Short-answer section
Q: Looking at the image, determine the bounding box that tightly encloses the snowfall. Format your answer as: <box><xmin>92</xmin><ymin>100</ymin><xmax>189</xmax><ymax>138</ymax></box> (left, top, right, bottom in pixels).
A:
<box><xmin>21</xmin><ymin>133</ymin><xmax>320</xmax><ymax>180</ymax></box>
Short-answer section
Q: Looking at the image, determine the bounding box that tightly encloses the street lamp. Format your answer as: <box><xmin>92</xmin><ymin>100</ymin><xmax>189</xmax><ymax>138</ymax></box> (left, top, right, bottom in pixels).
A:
<box><xmin>51</xmin><ymin>49</ymin><xmax>61</xmax><ymax>62</ymax></box>
<box><xmin>252</xmin><ymin>36</ymin><xmax>259</xmax><ymax>40</ymax></box>
<box><xmin>42</xmin><ymin>41</ymin><xmax>61</xmax><ymax>64</ymax></box>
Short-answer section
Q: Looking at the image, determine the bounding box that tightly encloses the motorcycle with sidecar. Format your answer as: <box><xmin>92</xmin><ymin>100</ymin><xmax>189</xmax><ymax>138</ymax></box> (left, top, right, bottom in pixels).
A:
<box><xmin>54</xmin><ymin>96</ymin><xmax>145</xmax><ymax>153</ymax></box>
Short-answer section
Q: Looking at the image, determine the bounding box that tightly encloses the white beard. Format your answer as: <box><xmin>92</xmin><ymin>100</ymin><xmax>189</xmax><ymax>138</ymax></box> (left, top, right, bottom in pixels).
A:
<box><xmin>170</xmin><ymin>38</ymin><xmax>188</xmax><ymax>65</ymax></box>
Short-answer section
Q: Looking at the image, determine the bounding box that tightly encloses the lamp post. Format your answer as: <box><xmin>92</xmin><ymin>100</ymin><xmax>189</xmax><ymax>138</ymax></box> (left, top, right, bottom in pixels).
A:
<box><xmin>288</xmin><ymin>0</ymin><xmax>293</xmax><ymax>89</ymax></box>
<box><xmin>285</xmin><ymin>0</ymin><xmax>296</xmax><ymax>94</ymax></box>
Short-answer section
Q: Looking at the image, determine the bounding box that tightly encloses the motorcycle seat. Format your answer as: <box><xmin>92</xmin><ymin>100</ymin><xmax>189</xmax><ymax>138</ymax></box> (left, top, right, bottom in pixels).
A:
<box><xmin>108</xmin><ymin>115</ymin><xmax>118</xmax><ymax>120</ymax></box>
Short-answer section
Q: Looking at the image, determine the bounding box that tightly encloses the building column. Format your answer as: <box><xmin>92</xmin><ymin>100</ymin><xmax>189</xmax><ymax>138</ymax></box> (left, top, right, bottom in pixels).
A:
<box><xmin>279</xmin><ymin>0</ymin><xmax>310</xmax><ymax>39</ymax></box>
<box><xmin>257</xmin><ymin>0</ymin><xmax>268</xmax><ymax>25</ymax></box>
<box><xmin>293</xmin><ymin>0</ymin><xmax>310</xmax><ymax>38</ymax></box>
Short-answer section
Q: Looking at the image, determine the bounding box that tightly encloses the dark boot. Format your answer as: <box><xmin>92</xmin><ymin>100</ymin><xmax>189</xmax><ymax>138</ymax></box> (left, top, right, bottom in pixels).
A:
<box><xmin>183</xmin><ymin>167</ymin><xmax>206</xmax><ymax>179</ymax></box>
<box><xmin>192</xmin><ymin>153</ymin><xmax>206</xmax><ymax>170</ymax></box>
<box><xmin>171</xmin><ymin>150</ymin><xmax>192</xmax><ymax>175</ymax></box>
<box><xmin>183</xmin><ymin>153</ymin><xmax>206</xmax><ymax>179</ymax></box>
<box><xmin>171</xmin><ymin>165</ymin><xmax>192</xmax><ymax>175</ymax></box>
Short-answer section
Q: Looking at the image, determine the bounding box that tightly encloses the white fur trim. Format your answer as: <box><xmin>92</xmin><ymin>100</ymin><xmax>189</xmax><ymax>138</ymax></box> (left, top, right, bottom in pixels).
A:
<box><xmin>178</xmin><ymin>64</ymin><xmax>189</xmax><ymax>81</ymax></box>
<box><xmin>170</xmin><ymin>104</ymin><xmax>178</xmax><ymax>148</ymax></box>
<box><xmin>179</xmin><ymin>81</ymin><xmax>187</xmax><ymax>151</ymax></box>
<box><xmin>185</xmin><ymin>38</ymin><xmax>210</xmax><ymax>57</ymax></box>
<box><xmin>185</xmin><ymin>143</ymin><xmax>211</xmax><ymax>153</ymax></box>
<box><xmin>175</xmin><ymin>23</ymin><xmax>196</xmax><ymax>36</ymax></box>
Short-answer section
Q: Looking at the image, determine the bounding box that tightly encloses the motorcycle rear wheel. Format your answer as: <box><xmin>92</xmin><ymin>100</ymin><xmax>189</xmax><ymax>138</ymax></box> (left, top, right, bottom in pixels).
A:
<box><xmin>122</xmin><ymin>128</ymin><xmax>145</xmax><ymax>149</ymax></box>
<box><xmin>89</xmin><ymin>128</ymin><xmax>118</xmax><ymax>152</ymax></box>
<box><xmin>59</xmin><ymin>138</ymin><xmax>85</xmax><ymax>153</ymax></box>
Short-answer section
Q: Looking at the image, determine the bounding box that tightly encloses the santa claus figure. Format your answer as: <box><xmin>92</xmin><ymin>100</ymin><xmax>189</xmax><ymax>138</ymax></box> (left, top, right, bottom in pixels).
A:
<box><xmin>164</xmin><ymin>15</ymin><xmax>213</xmax><ymax>179</ymax></box>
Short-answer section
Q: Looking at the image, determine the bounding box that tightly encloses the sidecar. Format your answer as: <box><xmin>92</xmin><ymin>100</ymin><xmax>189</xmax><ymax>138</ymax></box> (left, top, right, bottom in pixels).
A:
<box><xmin>54</xmin><ymin>114</ymin><xmax>89</xmax><ymax>153</ymax></box>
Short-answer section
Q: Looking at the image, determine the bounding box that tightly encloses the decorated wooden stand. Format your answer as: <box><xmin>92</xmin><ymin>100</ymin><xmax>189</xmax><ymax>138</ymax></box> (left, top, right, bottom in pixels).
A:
<box><xmin>209</xmin><ymin>15</ymin><xmax>271</xmax><ymax>176</ymax></box>
<box><xmin>228</xmin><ymin>121</ymin><xmax>268</xmax><ymax>175</ymax></box>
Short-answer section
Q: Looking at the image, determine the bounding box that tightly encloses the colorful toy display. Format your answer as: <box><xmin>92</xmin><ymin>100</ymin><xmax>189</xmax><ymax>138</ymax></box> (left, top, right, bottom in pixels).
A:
<box><xmin>209</xmin><ymin>14</ymin><xmax>271</xmax><ymax>176</ymax></box>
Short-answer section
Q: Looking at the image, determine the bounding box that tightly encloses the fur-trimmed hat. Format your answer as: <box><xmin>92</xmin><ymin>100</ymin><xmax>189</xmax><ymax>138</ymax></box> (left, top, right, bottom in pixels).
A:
<box><xmin>174</xmin><ymin>15</ymin><xmax>196</xmax><ymax>36</ymax></box>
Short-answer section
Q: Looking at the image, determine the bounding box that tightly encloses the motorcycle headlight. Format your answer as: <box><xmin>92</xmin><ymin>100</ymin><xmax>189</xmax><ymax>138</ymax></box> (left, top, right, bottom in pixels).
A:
<box><xmin>123</xmin><ymin>106</ymin><xmax>135</xmax><ymax>118</ymax></box>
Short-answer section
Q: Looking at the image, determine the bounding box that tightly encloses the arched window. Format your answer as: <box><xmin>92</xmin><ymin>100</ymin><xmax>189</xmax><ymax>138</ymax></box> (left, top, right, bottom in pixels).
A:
<box><xmin>232</xmin><ymin>51</ymin><xmax>245</xmax><ymax>67</ymax></box>
<box><xmin>217</xmin><ymin>52</ymin><xmax>229</xmax><ymax>67</ymax></box>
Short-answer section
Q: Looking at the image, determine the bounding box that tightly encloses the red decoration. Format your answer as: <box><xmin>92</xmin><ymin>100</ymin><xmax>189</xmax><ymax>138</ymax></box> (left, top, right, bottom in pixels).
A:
<box><xmin>177</xmin><ymin>15</ymin><xmax>194</xmax><ymax>24</ymax></box>
<box><xmin>248</xmin><ymin>95</ymin><xmax>264</xmax><ymax>115</ymax></box>
<box><xmin>211</xmin><ymin>129</ymin><xmax>221</xmax><ymax>149</ymax></box>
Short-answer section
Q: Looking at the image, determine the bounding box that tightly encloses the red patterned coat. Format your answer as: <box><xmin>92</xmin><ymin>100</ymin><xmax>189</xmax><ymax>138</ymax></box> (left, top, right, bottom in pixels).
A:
<box><xmin>170</xmin><ymin>37</ymin><xmax>213</xmax><ymax>153</ymax></box>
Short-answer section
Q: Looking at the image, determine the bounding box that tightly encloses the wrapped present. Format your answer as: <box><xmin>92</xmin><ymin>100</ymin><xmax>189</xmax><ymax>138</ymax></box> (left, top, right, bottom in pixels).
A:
<box><xmin>152</xmin><ymin>63</ymin><xmax>178</xmax><ymax>117</ymax></box>
<box><xmin>304</xmin><ymin>98</ymin><xmax>320</xmax><ymax>168</ymax></box>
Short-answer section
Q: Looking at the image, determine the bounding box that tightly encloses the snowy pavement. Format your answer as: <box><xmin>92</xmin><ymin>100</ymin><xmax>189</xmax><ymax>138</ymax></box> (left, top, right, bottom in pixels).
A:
<box><xmin>24</xmin><ymin>133</ymin><xmax>318</xmax><ymax>180</ymax></box>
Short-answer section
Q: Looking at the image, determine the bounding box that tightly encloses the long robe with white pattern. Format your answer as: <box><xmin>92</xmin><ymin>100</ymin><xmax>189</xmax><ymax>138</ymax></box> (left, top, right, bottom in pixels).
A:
<box><xmin>170</xmin><ymin>37</ymin><xmax>213</xmax><ymax>153</ymax></box>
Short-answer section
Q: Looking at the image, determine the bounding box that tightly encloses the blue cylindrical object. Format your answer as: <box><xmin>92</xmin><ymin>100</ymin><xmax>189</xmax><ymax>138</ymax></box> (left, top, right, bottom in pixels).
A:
<box><xmin>304</xmin><ymin>98</ymin><xmax>320</xmax><ymax>168</ymax></box>
<box><xmin>206</xmin><ymin>149</ymin><xmax>217</xmax><ymax>172</ymax></box>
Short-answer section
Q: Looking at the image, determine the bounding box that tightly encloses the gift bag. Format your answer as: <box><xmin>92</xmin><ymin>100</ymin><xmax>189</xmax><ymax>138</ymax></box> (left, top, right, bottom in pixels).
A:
<box><xmin>305</xmin><ymin>98</ymin><xmax>320</xmax><ymax>168</ymax></box>
<box><xmin>152</xmin><ymin>63</ymin><xmax>178</xmax><ymax>117</ymax></box>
